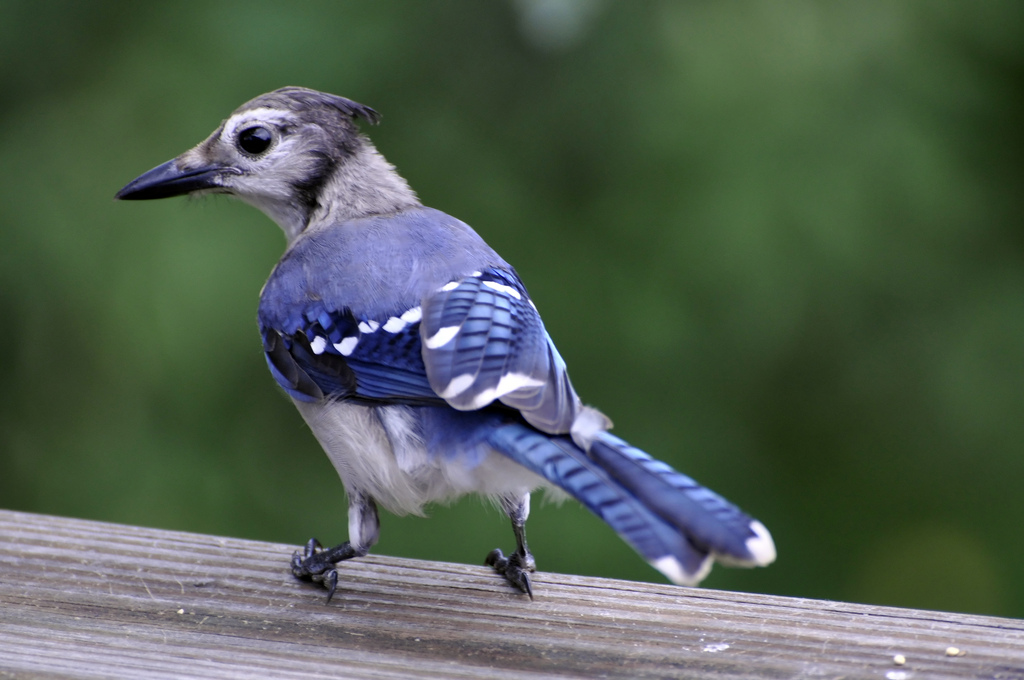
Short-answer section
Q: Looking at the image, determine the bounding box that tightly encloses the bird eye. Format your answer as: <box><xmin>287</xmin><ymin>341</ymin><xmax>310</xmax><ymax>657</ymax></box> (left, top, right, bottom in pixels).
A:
<box><xmin>237</xmin><ymin>126</ymin><xmax>273</xmax><ymax>155</ymax></box>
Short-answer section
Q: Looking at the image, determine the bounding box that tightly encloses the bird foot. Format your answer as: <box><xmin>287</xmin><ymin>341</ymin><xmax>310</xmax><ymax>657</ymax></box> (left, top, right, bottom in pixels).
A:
<box><xmin>486</xmin><ymin>548</ymin><xmax>536</xmax><ymax>599</ymax></box>
<box><xmin>291</xmin><ymin>538</ymin><xmax>342</xmax><ymax>603</ymax></box>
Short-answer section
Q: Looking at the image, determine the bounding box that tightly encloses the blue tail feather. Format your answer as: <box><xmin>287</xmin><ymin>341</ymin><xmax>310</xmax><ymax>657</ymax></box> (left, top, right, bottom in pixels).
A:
<box><xmin>588</xmin><ymin>432</ymin><xmax>766</xmax><ymax>565</ymax></box>
<box><xmin>486</xmin><ymin>422</ymin><xmax>775</xmax><ymax>585</ymax></box>
<box><xmin>486</xmin><ymin>422</ymin><xmax>714</xmax><ymax>584</ymax></box>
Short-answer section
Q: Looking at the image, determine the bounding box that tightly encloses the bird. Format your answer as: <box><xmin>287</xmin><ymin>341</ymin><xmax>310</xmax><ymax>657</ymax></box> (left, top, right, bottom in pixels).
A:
<box><xmin>116</xmin><ymin>86</ymin><xmax>775</xmax><ymax>601</ymax></box>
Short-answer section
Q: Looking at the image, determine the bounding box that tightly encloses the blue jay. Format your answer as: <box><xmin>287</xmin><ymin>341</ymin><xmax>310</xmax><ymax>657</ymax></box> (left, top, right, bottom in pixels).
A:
<box><xmin>116</xmin><ymin>87</ymin><xmax>775</xmax><ymax>601</ymax></box>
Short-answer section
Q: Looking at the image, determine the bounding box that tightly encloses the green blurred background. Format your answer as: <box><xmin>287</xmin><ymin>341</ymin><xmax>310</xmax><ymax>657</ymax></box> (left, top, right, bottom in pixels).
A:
<box><xmin>1</xmin><ymin>0</ymin><xmax>1022</xmax><ymax>618</ymax></box>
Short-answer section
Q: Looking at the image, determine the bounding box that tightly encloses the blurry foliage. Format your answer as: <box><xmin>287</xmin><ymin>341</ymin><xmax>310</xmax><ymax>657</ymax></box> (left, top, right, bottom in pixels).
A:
<box><xmin>1</xmin><ymin>0</ymin><xmax>1022</xmax><ymax>617</ymax></box>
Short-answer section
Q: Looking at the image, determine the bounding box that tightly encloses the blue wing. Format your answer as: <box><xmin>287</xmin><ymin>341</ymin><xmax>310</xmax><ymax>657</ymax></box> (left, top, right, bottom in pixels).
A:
<box><xmin>260</xmin><ymin>266</ymin><xmax>580</xmax><ymax>432</ymax></box>
<box><xmin>260</xmin><ymin>303</ymin><xmax>442</xmax><ymax>405</ymax></box>
<box><xmin>420</xmin><ymin>268</ymin><xmax>580</xmax><ymax>433</ymax></box>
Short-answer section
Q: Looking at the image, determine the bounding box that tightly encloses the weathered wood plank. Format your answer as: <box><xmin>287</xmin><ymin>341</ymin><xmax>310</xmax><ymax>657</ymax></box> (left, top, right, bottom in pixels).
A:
<box><xmin>0</xmin><ymin>509</ymin><xmax>1020</xmax><ymax>679</ymax></box>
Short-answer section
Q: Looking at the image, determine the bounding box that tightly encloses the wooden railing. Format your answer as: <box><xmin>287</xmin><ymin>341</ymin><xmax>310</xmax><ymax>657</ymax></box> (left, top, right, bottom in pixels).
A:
<box><xmin>1</xmin><ymin>509</ymin><xmax>1020</xmax><ymax>678</ymax></box>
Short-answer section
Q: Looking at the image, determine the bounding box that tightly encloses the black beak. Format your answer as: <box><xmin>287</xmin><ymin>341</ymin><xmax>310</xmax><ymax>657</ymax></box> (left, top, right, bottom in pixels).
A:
<box><xmin>115</xmin><ymin>159</ymin><xmax>226</xmax><ymax>200</ymax></box>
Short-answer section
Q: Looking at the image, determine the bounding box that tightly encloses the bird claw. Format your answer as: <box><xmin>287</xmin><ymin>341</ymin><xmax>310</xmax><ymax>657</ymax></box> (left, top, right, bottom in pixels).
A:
<box><xmin>318</xmin><ymin>568</ymin><xmax>339</xmax><ymax>603</ymax></box>
<box><xmin>291</xmin><ymin>538</ymin><xmax>340</xmax><ymax>603</ymax></box>
<box><xmin>291</xmin><ymin>538</ymin><xmax>324</xmax><ymax>577</ymax></box>
<box><xmin>486</xmin><ymin>548</ymin><xmax>535</xmax><ymax>599</ymax></box>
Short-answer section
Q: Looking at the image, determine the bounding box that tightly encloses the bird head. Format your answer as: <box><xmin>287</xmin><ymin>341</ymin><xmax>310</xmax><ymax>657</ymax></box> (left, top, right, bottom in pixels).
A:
<box><xmin>116</xmin><ymin>87</ymin><xmax>417</xmax><ymax>242</ymax></box>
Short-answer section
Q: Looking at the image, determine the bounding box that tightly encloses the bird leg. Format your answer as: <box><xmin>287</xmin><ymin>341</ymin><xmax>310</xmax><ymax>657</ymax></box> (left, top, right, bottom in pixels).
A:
<box><xmin>486</xmin><ymin>493</ymin><xmax>536</xmax><ymax>598</ymax></box>
<box><xmin>291</xmin><ymin>494</ymin><xmax>378</xmax><ymax>603</ymax></box>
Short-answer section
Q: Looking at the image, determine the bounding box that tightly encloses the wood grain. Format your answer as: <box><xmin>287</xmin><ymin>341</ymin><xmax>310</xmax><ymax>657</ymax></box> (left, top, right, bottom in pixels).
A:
<box><xmin>0</xmin><ymin>509</ymin><xmax>1021</xmax><ymax>679</ymax></box>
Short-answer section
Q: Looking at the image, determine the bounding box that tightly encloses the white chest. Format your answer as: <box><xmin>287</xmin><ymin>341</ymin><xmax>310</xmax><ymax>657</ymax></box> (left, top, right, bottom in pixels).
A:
<box><xmin>293</xmin><ymin>400</ymin><xmax>549</xmax><ymax>515</ymax></box>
